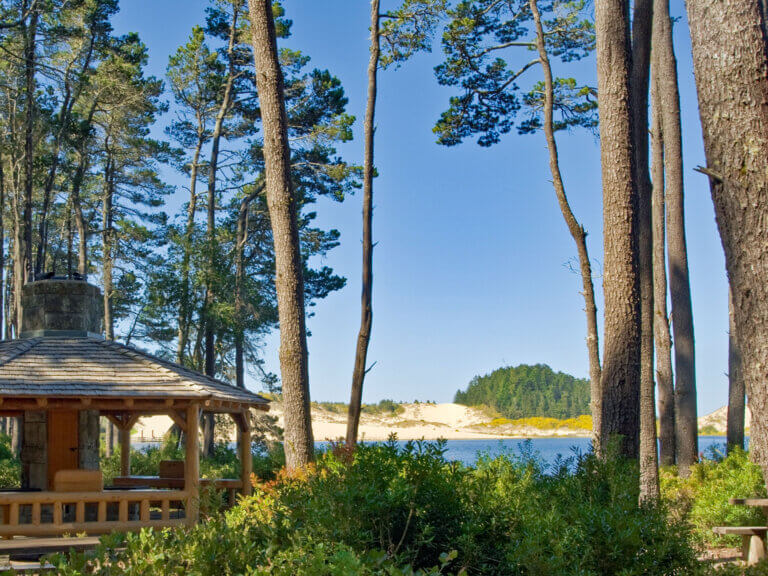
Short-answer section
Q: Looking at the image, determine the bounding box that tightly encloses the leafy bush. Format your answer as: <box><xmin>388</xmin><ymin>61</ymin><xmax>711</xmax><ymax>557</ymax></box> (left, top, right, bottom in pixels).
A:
<box><xmin>0</xmin><ymin>433</ymin><xmax>20</xmax><ymax>488</ymax></box>
<box><xmin>56</xmin><ymin>439</ymin><xmax>696</xmax><ymax>575</ymax></box>
<box><xmin>661</xmin><ymin>448</ymin><xmax>766</xmax><ymax>547</ymax></box>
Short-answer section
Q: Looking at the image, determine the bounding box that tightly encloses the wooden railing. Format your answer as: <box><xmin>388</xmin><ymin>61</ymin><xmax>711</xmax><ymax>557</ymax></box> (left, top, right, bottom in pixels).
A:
<box><xmin>0</xmin><ymin>490</ymin><xmax>188</xmax><ymax>537</ymax></box>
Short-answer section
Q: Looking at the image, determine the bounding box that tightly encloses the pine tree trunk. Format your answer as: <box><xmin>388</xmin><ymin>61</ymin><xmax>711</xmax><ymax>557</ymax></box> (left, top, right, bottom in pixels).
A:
<box><xmin>727</xmin><ymin>286</ymin><xmax>745</xmax><ymax>453</ymax></box>
<box><xmin>177</xmin><ymin>132</ymin><xmax>204</xmax><ymax>364</ymax></box>
<box><xmin>631</xmin><ymin>0</ymin><xmax>659</xmax><ymax>500</ymax></box>
<box><xmin>685</xmin><ymin>0</ymin><xmax>768</xmax><ymax>474</ymax></box>
<box><xmin>655</xmin><ymin>0</ymin><xmax>697</xmax><ymax>477</ymax></box>
<box><xmin>595</xmin><ymin>0</ymin><xmax>641</xmax><ymax>459</ymax></box>
<box><xmin>529</xmin><ymin>0</ymin><xmax>602</xmax><ymax>447</ymax></box>
<box><xmin>347</xmin><ymin>0</ymin><xmax>380</xmax><ymax>447</ymax></box>
<box><xmin>22</xmin><ymin>3</ymin><xmax>38</xmax><ymax>286</ymax></box>
<box><xmin>249</xmin><ymin>0</ymin><xmax>315</xmax><ymax>470</ymax></box>
<box><xmin>102</xmin><ymin>151</ymin><xmax>114</xmax><ymax>341</ymax></box>
<box><xmin>650</xmin><ymin>64</ymin><xmax>675</xmax><ymax>467</ymax></box>
<box><xmin>0</xmin><ymin>156</ymin><xmax>6</xmax><ymax>339</ymax></box>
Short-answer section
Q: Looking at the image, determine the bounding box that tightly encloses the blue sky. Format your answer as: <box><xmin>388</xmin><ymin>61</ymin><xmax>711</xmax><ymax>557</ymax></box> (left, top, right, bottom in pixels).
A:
<box><xmin>113</xmin><ymin>1</ymin><xmax>729</xmax><ymax>415</ymax></box>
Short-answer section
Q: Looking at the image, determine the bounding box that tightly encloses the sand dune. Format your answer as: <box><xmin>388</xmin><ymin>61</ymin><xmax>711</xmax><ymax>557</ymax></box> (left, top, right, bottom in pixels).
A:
<box><xmin>131</xmin><ymin>403</ymin><xmax>735</xmax><ymax>443</ymax></box>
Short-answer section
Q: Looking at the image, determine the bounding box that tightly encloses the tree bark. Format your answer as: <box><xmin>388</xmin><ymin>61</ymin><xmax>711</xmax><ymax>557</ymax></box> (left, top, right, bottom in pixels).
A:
<box><xmin>685</xmin><ymin>0</ymin><xmax>768</xmax><ymax>474</ymax></box>
<box><xmin>727</xmin><ymin>286</ymin><xmax>745</xmax><ymax>453</ymax></box>
<box><xmin>0</xmin><ymin>155</ymin><xmax>6</xmax><ymax>339</ymax></box>
<box><xmin>249</xmin><ymin>0</ymin><xmax>315</xmax><ymax>470</ymax></box>
<box><xmin>529</xmin><ymin>0</ymin><xmax>602</xmax><ymax>447</ymax></box>
<box><xmin>204</xmin><ymin>1</ymin><xmax>240</xmax><ymax>384</ymax></box>
<box><xmin>595</xmin><ymin>0</ymin><xmax>641</xmax><ymax>459</ymax></box>
<box><xmin>654</xmin><ymin>0</ymin><xmax>696</xmax><ymax>477</ymax></box>
<box><xmin>650</xmin><ymin>62</ymin><xmax>675</xmax><ymax>467</ymax></box>
<box><xmin>21</xmin><ymin>1</ymin><xmax>37</xmax><ymax>286</ymax></box>
<box><xmin>631</xmin><ymin>0</ymin><xmax>659</xmax><ymax>501</ymax></box>
<box><xmin>177</xmin><ymin>129</ymin><xmax>204</xmax><ymax>365</ymax></box>
<box><xmin>102</xmin><ymin>148</ymin><xmax>113</xmax><ymax>340</ymax></box>
<box><xmin>347</xmin><ymin>0</ymin><xmax>380</xmax><ymax>447</ymax></box>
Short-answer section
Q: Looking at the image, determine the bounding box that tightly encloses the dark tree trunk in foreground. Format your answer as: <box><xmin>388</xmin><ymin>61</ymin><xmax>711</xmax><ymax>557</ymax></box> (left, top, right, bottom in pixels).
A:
<box><xmin>727</xmin><ymin>286</ymin><xmax>745</xmax><ymax>453</ymax></box>
<box><xmin>631</xmin><ymin>0</ymin><xmax>659</xmax><ymax>501</ymax></box>
<box><xmin>347</xmin><ymin>0</ymin><xmax>380</xmax><ymax>447</ymax></box>
<box><xmin>595</xmin><ymin>0</ymin><xmax>641</xmax><ymax>459</ymax></box>
<box><xmin>686</xmin><ymin>0</ymin><xmax>768</xmax><ymax>473</ymax></box>
<box><xmin>22</xmin><ymin>3</ymin><xmax>38</xmax><ymax>286</ymax></box>
<box><xmin>249</xmin><ymin>0</ymin><xmax>315</xmax><ymax>470</ymax></box>
<box><xmin>650</xmin><ymin>65</ymin><xmax>675</xmax><ymax>467</ymax></box>
<box><xmin>529</xmin><ymin>0</ymin><xmax>602</xmax><ymax>445</ymax></box>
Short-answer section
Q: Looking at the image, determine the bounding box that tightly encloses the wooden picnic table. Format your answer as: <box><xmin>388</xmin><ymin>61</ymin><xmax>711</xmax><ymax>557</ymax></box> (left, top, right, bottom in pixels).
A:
<box><xmin>721</xmin><ymin>499</ymin><xmax>768</xmax><ymax>564</ymax></box>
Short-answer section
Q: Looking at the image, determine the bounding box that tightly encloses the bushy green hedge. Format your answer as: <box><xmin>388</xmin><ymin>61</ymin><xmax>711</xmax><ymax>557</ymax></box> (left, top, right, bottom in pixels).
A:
<box><xmin>53</xmin><ymin>438</ymin><xmax>696</xmax><ymax>575</ymax></box>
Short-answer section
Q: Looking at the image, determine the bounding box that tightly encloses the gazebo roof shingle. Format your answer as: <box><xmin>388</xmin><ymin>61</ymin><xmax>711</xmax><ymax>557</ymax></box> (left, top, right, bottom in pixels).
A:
<box><xmin>0</xmin><ymin>337</ymin><xmax>269</xmax><ymax>407</ymax></box>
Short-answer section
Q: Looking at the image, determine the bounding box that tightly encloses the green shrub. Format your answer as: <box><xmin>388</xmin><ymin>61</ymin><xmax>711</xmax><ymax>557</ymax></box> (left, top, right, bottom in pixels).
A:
<box><xmin>0</xmin><ymin>433</ymin><xmax>20</xmax><ymax>488</ymax></box>
<box><xmin>56</xmin><ymin>439</ymin><xmax>696</xmax><ymax>575</ymax></box>
<box><xmin>661</xmin><ymin>448</ymin><xmax>766</xmax><ymax>547</ymax></box>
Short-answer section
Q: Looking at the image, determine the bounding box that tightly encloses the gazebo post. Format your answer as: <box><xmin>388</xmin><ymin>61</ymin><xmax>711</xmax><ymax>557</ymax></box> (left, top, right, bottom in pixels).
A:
<box><xmin>185</xmin><ymin>404</ymin><xmax>200</xmax><ymax>526</ymax></box>
<box><xmin>119</xmin><ymin>428</ymin><xmax>131</xmax><ymax>476</ymax></box>
<box><xmin>239</xmin><ymin>411</ymin><xmax>252</xmax><ymax>497</ymax></box>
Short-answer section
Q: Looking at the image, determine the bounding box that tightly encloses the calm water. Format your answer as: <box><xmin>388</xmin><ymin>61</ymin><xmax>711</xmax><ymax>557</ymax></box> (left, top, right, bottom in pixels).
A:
<box><xmin>319</xmin><ymin>436</ymin><xmax>734</xmax><ymax>467</ymax></box>
<box><xmin>137</xmin><ymin>436</ymin><xmax>735</xmax><ymax>468</ymax></box>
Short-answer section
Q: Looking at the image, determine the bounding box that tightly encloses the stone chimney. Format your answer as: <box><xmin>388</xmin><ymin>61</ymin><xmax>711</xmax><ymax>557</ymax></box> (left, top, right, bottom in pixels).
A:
<box><xmin>18</xmin><ymin>278</ymin><xmax>103</xmax><ymax>489</ymax></box>
<box><xmin>20</xmin><ymin>279</ymin><xmax>103</xmax><ymax>338</ymax></box>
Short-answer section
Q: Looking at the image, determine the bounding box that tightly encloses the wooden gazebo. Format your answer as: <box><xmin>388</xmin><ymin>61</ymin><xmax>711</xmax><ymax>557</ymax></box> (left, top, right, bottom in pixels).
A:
<box><xmin>0</xmin><ymin>278</ymin><xmax>269</xmax><ymax>538</ymax></box>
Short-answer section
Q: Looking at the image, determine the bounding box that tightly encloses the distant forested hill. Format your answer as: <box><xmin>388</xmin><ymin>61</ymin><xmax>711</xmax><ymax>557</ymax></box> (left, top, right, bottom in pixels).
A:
<box><xmin>454</xmin><ymin>364</ymin><xmax>590</xmax><ymax>419</ymax></box>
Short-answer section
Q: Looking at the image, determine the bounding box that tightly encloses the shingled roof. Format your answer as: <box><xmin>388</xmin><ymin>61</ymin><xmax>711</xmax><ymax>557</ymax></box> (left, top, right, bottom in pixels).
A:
<box><xmin>0</xmin><ymin>336</ymin><xmax>269</xmax><ymax>408</ymax></box>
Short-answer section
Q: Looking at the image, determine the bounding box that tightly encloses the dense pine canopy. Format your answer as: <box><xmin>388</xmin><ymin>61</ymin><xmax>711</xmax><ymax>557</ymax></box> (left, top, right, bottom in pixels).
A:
<box><xmin>454</xmin><ymin>363</ymin><xmax>590</xmax><ymax>419</ymax></box>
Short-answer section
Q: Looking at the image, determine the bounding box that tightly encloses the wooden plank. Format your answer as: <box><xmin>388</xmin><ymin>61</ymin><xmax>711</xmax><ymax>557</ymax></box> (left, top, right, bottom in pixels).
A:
<box><xmin>713</xmin><ymin>526</ymin><xmax>768</xmax><ymax>535</ymax></box>
<box><xmin>0</xmin><ymin>518</ymin><xmax>186</xmax><ymax>538</ymax></box>
<box><xmin>185</xmin><ymin>405</ymin><xmax>200</xmax><ymax>526</ymax></box>
<box><xmin>0</xmin><ymin>490</ymin><xmax>185</xmax><ymax>505</ymax></box>
<box><xmin>0</xmin><ymin>536</ymin><xmax>102</xmax><ymax>555</ymax></box>
<box><xmin>140</xmin><ymin>500</ymin><xmax>149</xmax><ymax>522</ymax></box>
<box><xmin>731</xmin><ymin>498</ymin><xmax>768</xmax><ymax>506</ymax></box>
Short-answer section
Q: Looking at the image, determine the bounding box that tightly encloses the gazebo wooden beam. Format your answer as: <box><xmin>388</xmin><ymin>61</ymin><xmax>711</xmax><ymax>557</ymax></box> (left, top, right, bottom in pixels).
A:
<box><xmin>0</xmin><ymin>397</ymin><xmax>266</xmax><ymax>413</ymax></box>
<box><xmin>184</xmin><ymin>405</ymin><xmax>200</xmax><ymax>526</ymax></box>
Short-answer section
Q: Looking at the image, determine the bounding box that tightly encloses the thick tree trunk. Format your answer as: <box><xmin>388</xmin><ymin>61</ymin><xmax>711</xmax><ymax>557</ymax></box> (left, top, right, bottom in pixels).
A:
<box><xmin>654</xmin><ymin>0</ymin><xmax>697</xmax><ymax>476</ymax></box>
<box><xmin>347</xmin><ymin>0</ymin><xmax>380</xmax><ymax>447</ymax></box>
<box><xmin>249</xmin><ymin>0</ymin><xmax>315</xmax><ymax>470</ymax></box>
<box><xmin>595</xmin><ymin>0</ymin><xmax>641</xmax><ymax>459</ymax></box>
<box><xmin>650</xmin><ymin>66</ymin><xmax>675</xmax><ymax>467</ymax></box>
<box><xmin>529</xmin><ymin>0</ymin><xmax>602</xmax><ymax>446</ymax></box>
<box><xmin>631</xmin><ymin>0</ymin><xmax>659</xmax><ymax>501</ymax></box>
<box><xmin>685</xmin><ymin>0</ymin><xmax>768</xmax><ymax>473</ymax></box>
<box><xmin>727</xmin><ymin>286</ymin><xmax>745</xmax><ymax>453</ymax></box>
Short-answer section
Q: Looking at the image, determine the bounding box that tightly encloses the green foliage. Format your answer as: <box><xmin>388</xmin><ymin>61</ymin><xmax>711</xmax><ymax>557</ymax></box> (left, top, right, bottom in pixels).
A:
<box><xmin>435</xmin><ymin>0</ymin><xmax>596</xmax><ymax>147</ymax></box>
<box><xmin>0</xmin><ymin>433</ymin><xmax>20</xmax><ymax>488</ymax></box>
<box><xmin>661</xmin><ymin>448</ymin><xmax>767</xmax><ymax>547</ymax></box>
<box><xmin>53</xmin><ymin>439</ymin><xmax>695</xmax><ymax>575</ymax></box>
<box><xmin>455</xmin><ymin>363</ymin><xmax>590</xmax><ymax>419</ymax></box>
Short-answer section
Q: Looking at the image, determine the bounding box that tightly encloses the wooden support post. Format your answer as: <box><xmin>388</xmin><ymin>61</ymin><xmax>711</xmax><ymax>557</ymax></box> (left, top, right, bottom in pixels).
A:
<box><xmin>185</xmin><ymin>404</ymin><xmax>200</xmax><ymax>526</ymax></box>
<box><xmin>239</xmin><ymin>412</ymin><xmax>252</xmax><ymax>497</ymax></box>
<box><xmin>119</xmin><ymin>427</ymin><xmax>131</xmax><ymax>476</ymax></box>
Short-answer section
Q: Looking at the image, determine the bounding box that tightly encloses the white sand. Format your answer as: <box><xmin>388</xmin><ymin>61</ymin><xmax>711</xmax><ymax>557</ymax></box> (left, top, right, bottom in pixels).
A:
<box><xmin>131</xmin><ymin>403</ymin><xmax>732</xmax><ymax>443</ymax></box>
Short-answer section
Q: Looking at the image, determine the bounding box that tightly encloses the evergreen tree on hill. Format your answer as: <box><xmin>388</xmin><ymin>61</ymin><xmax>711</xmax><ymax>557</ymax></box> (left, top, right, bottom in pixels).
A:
<box><xmin>454</xmin><ymin>364</ymin><xmax>590</xmax><ymax>419</ymax></box>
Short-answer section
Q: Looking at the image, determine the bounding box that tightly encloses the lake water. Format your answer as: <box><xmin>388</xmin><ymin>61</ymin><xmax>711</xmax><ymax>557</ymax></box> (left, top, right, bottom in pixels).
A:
<box><xmin>320</xmin><ymin>436</ymin><xmax>734</xmax><ymax>467</ymax></box>
<box><xmin>137</xmin><ymin>436</ymin><xmax>735</xmax><ymax>468</ymax></box>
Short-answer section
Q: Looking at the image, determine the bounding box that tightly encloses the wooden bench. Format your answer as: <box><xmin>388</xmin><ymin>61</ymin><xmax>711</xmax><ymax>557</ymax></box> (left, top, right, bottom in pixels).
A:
<box><xmin>0</xmin><ymin>535</ymin><xmax>101</xmax><ymax>559</ymax></box>
<box><xmin>713</xmin><ymin>526</ymin><xmax>768</xmax><ymax>565</ymax></box>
